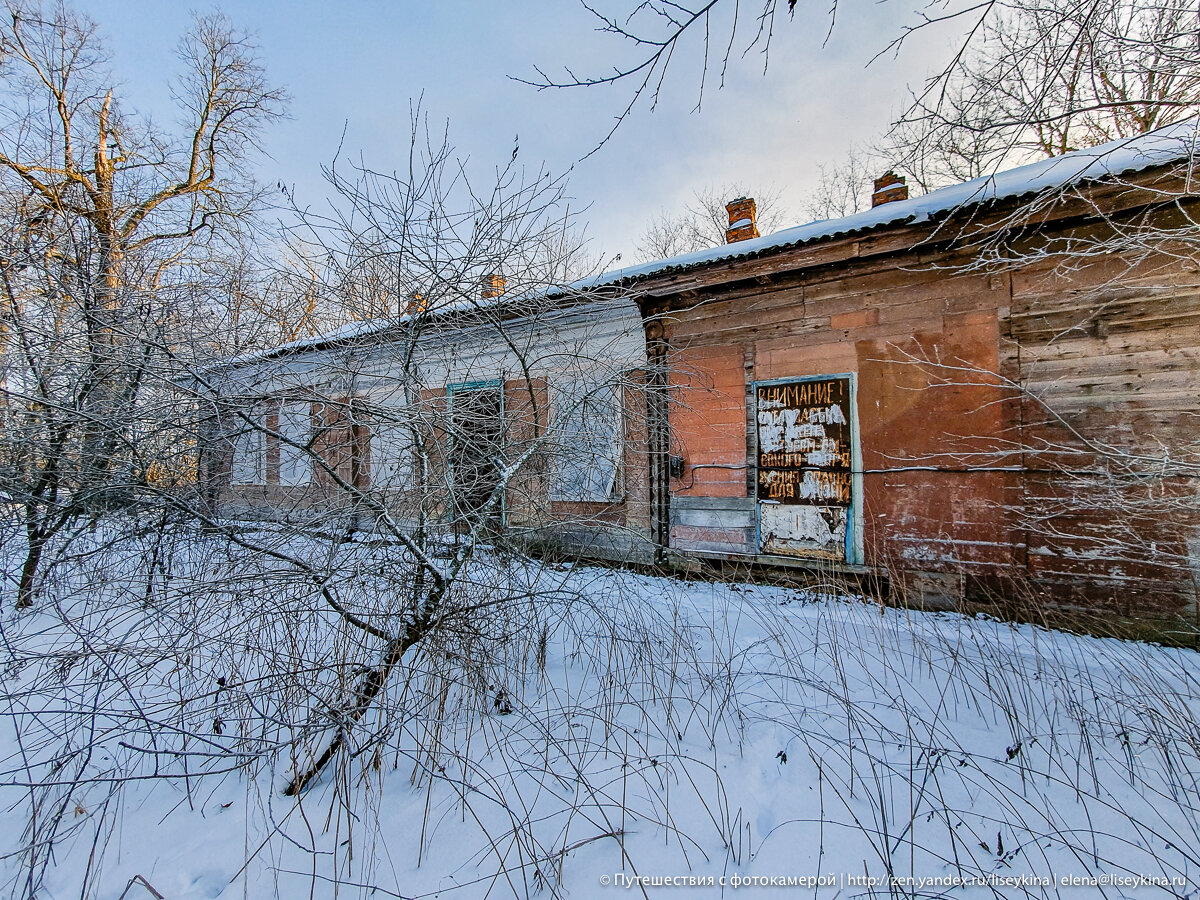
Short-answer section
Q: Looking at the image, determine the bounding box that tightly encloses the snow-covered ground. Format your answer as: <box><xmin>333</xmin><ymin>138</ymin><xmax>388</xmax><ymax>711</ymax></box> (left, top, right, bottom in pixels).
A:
<box><xmin>2</xmin><ymin>524</ymin><xmax>1198</xmax><ymax>898</ymax></box>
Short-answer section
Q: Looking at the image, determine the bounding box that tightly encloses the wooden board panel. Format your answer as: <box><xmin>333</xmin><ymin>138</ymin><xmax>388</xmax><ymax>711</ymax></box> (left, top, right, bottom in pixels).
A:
<box><xmin>668</xmin><ymin>343</ymin><xmax>749</xmax><ymax>498</ymax></box>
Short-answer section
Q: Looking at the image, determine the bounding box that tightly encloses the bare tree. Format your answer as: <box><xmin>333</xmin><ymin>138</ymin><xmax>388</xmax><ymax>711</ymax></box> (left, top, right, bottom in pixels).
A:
<box><xmin>0</xmin><ymin>1</ymin><xmax>286</xmax><ymax>608</ymax></box>
<box><xmin>1</xmin><ymin>115</ymin><xmax>676</xmax><ymax>898</ymax></box>
<box><xmin>635</xmin><ymin>183</ymin><xmax>788</xmax><ymax>260</ymax></box>
<box><xmin>886</xmin><ymin>0</ymin><xmax>1200</xmax><ymax>190</ymax></box>
<box><xmin>188</xmin><ymin>112</ymin><xmax>653</xmax><ymax>804</ymax></box>
<box><xmin>209</xmin><ymin>239</ymin><xmax>341</xmax><ymax>355</ymax></box>
<box><xmin>523</xmin><ymin>1</ymin><xmax>801</xmax><ymax>150</ymax></box>
<box><xmin>800</xmin><ymin>146</ymin><xmax>879</xmax><ymax>219</ymax></box>
<box><xmin>536</xmin><ymin>0</ymin><xmax>1198</xmax><ymax>189</ymax></box>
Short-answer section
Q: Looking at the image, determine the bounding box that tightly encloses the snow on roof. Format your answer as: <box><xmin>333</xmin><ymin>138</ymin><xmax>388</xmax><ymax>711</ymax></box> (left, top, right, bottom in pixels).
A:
<box><xmin>582</xmin><ymin>119</ymin><xmax>1199</xmax><ymax>288</ymax></box>
<box><xmin>203</xmin><ymin>317</ymin><xmax>393</xmax><ymax>373</ymax></box>
<box><xmin>213</xmin><ymin>121</ymin><xmax>1196</xmax><ymax>372</ymax></box>
<box><xmin>208</xmin><ymin>288</ymin><xmax>545</xmax><ymax>371</ymax></box>
<box><xmin>207</xmin><ymin>284</ymin><xmax>605</xmax><ymax>372</ymax></box>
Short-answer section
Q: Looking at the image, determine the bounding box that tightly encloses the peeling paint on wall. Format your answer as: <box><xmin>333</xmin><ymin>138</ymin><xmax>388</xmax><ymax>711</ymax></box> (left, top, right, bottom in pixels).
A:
<box><xmin>760</xmin><ymin>503</ymin><xmax>849</xmax><ymax>558</ymax></box>
<box><xmin>756</xmin><ymin>376</ymin><xmax>854</xmax><ymax>560</ymax></box>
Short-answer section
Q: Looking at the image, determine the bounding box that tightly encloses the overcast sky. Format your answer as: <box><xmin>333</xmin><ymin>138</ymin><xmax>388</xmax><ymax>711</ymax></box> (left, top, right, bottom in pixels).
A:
<box><xmin>76</xmin><ymin>0</ymin><xmax>958</xmax><ymax>265</ymax></box>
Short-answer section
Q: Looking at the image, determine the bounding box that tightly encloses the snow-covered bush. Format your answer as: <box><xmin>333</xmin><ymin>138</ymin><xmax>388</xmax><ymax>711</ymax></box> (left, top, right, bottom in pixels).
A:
<box><xmin>3</xmin><ymin>525</ymin><xmax>1199</xmax><ymax>898</ymax></box>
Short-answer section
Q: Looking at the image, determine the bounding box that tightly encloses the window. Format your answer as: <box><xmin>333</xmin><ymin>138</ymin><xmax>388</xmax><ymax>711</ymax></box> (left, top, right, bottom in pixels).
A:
<box><xmin>230</xmin><ymin>409</ymin><xmax>265</xmax><ymax>485</ymax></box>
<box><xmin>549</xmin><ymin>378</ymin><xmax>621</xmax><ymax>502</ymax></box>
<box><xmin>278</xmin><ymin>400</ymin><xmax>312</xmax><ymax>486</ymax></box>
<box><xmin>447</xmin><ymin>381</ymin><xmax>504</xmax><ymax>521</ymax></box>
<box><xmin>313</xmin><ymin>398</ymin><xmax>368</xmax><ymax>488</ymax></box>
<box><xmin>371</xmin><ymin>410</ymin><xmax>413</xmax><ymax>490</ymax></box>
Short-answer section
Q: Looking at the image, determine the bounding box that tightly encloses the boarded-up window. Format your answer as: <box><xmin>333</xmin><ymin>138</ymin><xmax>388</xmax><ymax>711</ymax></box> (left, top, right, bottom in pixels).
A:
<box><xmin>550</xmin><ymin>379</ymin><xmax>621</xmax><ymax>502</ymax></box>
<box><xmin>278</xmin><ymin>401</ymin><xmax>312</xmax><ymax>486</ymax></box>
<box><xmin>230</xmin><ymin>409</ymin><xmax>265</xmax><ymax>485</ymax></box>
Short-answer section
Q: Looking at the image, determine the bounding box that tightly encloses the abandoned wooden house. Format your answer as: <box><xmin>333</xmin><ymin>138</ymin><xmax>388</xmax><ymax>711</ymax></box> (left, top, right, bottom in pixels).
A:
<box><xmin>597</xmin><ymin>122</ymin><xmax>1199</xmax><ymax>617</ymax></box>
<box><xmin>202</xmin><ymin>122</ymin><xmax>1199</xmax><ymax>618</ymax></box>
<box><xmin>199</xmin><ymin>288</ymin><xmax>654</xmax><ymax>561</ymax></box>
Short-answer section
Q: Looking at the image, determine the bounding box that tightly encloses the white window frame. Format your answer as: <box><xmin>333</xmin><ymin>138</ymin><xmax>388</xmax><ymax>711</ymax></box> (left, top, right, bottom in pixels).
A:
<box><xmin>230</xmin><ymin>407</ymin><xmax>265</xmax><ymax>486</ymax></box>
<box><xmin>548</xmin><ymin>377</ymin><xmax>622</xmax><ymax>502</ymax></box>
<box><xmin>278</xmin><ymin>400</ymin><xmax>312</xmax><ymax>487</ymax></box>
<box><xmin>370</xmin><ymin>405</ymin><xmax>414</xmax><ymax>491</ymax></box>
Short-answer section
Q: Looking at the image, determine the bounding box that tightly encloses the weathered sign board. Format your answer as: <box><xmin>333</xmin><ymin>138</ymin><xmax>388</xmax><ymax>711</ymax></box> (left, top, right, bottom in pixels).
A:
<box><xmin>755</xmin><ymin>376</ymin><xmax>853</xmax><ymax>560</ymax></box>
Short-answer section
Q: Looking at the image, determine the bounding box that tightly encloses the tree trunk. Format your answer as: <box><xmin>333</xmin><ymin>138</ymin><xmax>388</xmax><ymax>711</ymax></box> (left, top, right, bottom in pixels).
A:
<box><xmin>284</xmin><ymin>627</ymin><xmax>421</xmax><ymax>796</ymax></box>
<box><xmin>17</xmin><ymin>524</ymin><xmax>45</xmax><ymax>610</ymax></box>
<box><xmin>285</xmin><ymin>579</ymin><xmax>442</xmax><ymax>795</ymax></box>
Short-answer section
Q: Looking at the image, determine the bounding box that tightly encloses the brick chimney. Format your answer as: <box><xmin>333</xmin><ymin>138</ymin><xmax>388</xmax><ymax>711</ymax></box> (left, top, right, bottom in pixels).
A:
<box><xmin>404</xmin><ymin>291</ymin><xmax>427</xmax><ymax>316</ymax></box>
<box><xmin>481</xmin><ymin>273</ymin><xmax>507</xmax><ymax>299</ymax></box>
<box><xmin>871</xmin><ymin>171</ymin><xmax>908</xmax><ymax>207</ymax></box>
<box><xmin>725</xmin><ymin>197</ymin><xmax>760</xmax><ymax>243</ymax></box>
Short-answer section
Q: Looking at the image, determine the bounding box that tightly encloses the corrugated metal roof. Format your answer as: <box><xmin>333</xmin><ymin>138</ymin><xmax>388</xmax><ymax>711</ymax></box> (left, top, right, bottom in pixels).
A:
<box><xmin>580</xmin><ymin>119</ymin><xmax>1198</xmax><ymax>288</ymax></box>
<box><xmin>214</xmin><ymin>120</ymin><xmax>1196</xmax><ymax>371</ymax></box>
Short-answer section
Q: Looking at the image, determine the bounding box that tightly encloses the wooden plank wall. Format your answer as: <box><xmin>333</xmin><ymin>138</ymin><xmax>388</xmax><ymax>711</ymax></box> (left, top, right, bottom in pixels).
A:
<box><xmin>657</xmin><ymin>228</ymin><xmax>1200</xmax><ymax>616</ymax></box>
<box><xmin>1009</xmin><ymin>254</ymin><xmax>1200</xmax><ymax>615</ymax></box>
